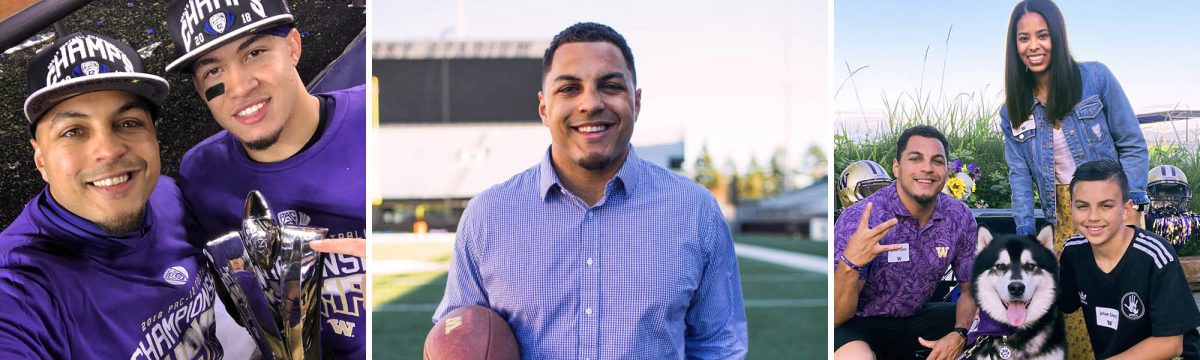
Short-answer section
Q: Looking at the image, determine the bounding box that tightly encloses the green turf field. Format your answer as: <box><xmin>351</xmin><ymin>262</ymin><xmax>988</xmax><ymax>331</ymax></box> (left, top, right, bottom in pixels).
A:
<box><xmin>372</xmin><ymin>234</ymin><xmax>827</xmax><ymax>358</ymax></box>
<box><xmin>735</xmin><ymin>234</ymin><xmax>828</xmax><ymax>256</ymax></box>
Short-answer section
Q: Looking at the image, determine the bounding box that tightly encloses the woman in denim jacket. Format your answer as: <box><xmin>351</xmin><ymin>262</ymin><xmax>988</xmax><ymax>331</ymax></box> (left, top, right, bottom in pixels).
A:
<box><xmin>999</xmin><ymin>0</ymin><xmax>1149</xmax><ymax>358</ymax></box>
<box><xmin>1001</xmin><ymin>0</ymin><xmax>1149</xmax><ymax>237</ymax></box>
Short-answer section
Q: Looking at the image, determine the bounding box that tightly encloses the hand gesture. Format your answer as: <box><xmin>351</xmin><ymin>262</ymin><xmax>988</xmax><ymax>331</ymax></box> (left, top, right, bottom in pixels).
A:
<box><xmin>842</xmin><ymin>202</ymin><xmax>900</xmax><ymax>267</ymax></box>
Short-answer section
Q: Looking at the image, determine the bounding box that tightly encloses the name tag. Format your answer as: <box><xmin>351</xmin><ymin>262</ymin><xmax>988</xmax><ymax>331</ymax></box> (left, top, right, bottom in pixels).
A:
<box><xmin>1097</xmin><ymin>307</ymin><xmax>1119</xmax><ymax>330</ymax></box>
<box><xmin>887</xmin><ymin>243</ymin><xmax>910</xmax><ymax>263</ymax></box>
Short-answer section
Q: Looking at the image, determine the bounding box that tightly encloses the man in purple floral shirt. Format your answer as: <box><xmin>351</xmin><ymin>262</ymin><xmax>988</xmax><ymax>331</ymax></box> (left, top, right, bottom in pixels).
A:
<box><xmin>833</xmin><ymin>125</ymin><xmax>978</xmax><ymax>360</ymax></box>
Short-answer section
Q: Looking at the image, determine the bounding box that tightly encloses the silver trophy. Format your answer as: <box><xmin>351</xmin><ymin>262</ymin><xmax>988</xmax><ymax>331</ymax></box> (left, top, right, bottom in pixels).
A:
<box><xmin>204</xmin><ymin>190</ymin><xmax>325</xmax><ymax>359</ymax></box>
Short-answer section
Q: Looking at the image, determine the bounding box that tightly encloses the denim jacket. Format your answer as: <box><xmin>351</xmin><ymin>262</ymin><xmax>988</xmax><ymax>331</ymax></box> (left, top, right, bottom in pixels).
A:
<box><xmin>1000</xmin><ymin>62</ymin><xmax>1149</xmax><ymax>236</ymax></box>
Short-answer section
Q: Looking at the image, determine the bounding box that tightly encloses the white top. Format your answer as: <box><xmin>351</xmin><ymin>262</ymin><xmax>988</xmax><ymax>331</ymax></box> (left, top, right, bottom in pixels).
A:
<box><xmin>1053</xmin><ymin>127</ymin><xmax>1077</xmax><ymax>185</ymax></box>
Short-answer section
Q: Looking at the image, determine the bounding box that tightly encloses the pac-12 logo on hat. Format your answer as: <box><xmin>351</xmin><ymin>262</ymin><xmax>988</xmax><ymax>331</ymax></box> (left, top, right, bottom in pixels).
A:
<box><xmin>166</xmin><ymin>0</ymin><xmax>294</xmax><ymax>72</ymax></box>
<box><xmin>205</xmin><ymin>11</ymin><xmax>232</xmax><ymax>35</ymax></box>
<box><xmin>163</xmin><ymin>266</ymin><xmax>190</xmax><ymax>286</ymax></box>
<box><xmin>73</xmin><ymin>61</ymin><xmax>107</xmax><ymax>77</ymax></box>
<box><xmin>24</xmin><ymin>31</ymin><xmax>170</xmax><ymax>126</ymax></box>
<box><xmin>43</xmin><ymin>34</ymin><xmax>135</xmax><ymax>87</ymax></box>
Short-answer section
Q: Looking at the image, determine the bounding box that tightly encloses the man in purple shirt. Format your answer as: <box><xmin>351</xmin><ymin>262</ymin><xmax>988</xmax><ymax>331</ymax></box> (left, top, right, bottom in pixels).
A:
<box><xmin>833</xmin><ymin>125</ymin><xmax>978</xmax><ymax>360</ymax></box>
<box><xmin>0</xmin><ymin>31</ymin><xmax>221</xmax><ymax>359</ymax></box>
<box><xmin>164</xmin><ymin>0</ymin><xmax>366</xmax><ymax>358</ymax></box>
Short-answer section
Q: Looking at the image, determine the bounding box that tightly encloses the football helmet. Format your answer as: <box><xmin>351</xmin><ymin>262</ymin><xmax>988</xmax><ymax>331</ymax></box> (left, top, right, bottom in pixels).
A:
<box><xmin>1148</xmin><ymin>164</ymin><xmax>1192</xmax><ymax>212</ymax></box>
<box><xmin>838</xmin><ymin>160</ymin><xmax>893</xmax><ymax>208</ymax></box>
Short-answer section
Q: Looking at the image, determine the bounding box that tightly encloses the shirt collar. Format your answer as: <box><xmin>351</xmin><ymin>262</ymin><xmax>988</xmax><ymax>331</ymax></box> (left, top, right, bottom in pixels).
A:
<box><xmin>35</xmin><ymin>186</ymin><xmax>153</xmax><ymax>252</ymax></box>
<box><xmin>537</xmin><ymin>146</ymin><xmax>641</xmax><ymax>201</ymax></box>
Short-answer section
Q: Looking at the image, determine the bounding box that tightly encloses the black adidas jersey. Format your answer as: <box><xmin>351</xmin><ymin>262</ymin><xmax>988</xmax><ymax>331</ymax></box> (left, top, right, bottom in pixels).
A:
<box><xmin>1059</xmin><ymin>226</ymin><xmax>1200</xmax><ymax>359</ymax></box>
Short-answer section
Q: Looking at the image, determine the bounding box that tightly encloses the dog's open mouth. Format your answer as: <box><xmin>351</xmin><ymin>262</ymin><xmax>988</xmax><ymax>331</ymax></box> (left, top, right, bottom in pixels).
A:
<box><xmin>1003</xmin><ymin>300</ymin><xmax>1029</xmax><ymax>326</ymax></box>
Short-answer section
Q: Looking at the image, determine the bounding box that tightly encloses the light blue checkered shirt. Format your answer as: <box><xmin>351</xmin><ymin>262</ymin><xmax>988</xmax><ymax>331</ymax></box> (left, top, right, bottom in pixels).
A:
<box><xmin>434</xmin><ymin>147</ymin><xmax>748</xmax><ymax>359</ymax></box>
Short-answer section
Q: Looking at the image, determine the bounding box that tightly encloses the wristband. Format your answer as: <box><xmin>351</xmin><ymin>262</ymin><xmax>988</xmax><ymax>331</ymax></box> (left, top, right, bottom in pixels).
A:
<box><xmin>952</xmin><ymin>327</ymin><xmax>968</xmax><ymax>339</ymax></box>
<box><xmin>840</xmin><ymin>254</ymin><xmax>869</xmax><ymax>280</ymax></box>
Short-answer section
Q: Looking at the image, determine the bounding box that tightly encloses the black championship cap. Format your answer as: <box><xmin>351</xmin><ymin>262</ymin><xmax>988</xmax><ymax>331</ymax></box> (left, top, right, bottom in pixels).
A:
<box><xmin>165</xmin><ymin>0</ymin><xmax>294</xmax><ymax>73</ymax></box>
<box><xmin>24</xmin><ymin>31</ymin><xmax>170</xmax><ymax>127</ymax></box>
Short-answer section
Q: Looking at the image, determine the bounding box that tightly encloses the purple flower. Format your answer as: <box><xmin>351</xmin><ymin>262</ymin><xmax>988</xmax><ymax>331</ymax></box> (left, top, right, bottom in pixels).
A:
<box><xmin>967</xmin><ymin>163</ymin><xmax>982</xmax><ymax>181</ymax></box>
<box><xmin>949</xmin><ymin>159</ymin><xmax>962</xmax><ymax>174</ymax></box>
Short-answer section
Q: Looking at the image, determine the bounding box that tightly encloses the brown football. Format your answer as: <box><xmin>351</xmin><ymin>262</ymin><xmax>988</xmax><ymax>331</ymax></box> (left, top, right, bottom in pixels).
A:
<box><xmin>423</xmin><ymin>305</ymin><xmax>520</xmax><ymax>360</ymax></box>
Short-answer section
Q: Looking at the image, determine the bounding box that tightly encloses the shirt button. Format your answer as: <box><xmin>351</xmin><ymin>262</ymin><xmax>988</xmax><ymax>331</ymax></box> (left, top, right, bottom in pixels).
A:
<box><xmin>587</xmin><ymin>258</ymin><xmax>593</xmax><ymax>266</ymax></box>
<box><xmin>586</xmin><ymin>307</ymin><xmax>592</xmax><ymax>315</ymax></box>
<box><xmin>587</xmin><ymin>211</ymin><xmax>594</xmax><ymax>219</ymax></box>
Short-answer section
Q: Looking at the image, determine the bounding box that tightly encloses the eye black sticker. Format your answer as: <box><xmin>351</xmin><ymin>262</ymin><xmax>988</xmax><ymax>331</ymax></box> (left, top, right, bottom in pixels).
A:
<box><xmin>205</xmin><ymin>83</ymin><xmax>225</xmax><ymax>101</ymax></box>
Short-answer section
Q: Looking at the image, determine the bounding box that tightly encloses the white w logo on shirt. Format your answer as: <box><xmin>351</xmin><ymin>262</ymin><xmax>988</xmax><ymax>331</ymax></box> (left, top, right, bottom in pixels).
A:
<box><xmin>328</xmin><ymin>319</ymin><xmax>356</xmax><ymax>337</ymax></box>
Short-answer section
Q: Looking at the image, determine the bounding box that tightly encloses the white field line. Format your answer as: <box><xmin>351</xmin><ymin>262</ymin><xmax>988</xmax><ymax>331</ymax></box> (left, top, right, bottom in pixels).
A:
<box><xmin>733</xmin><ymin>243</ymin><xmax>828</xmax><ymax>274</ymax></box>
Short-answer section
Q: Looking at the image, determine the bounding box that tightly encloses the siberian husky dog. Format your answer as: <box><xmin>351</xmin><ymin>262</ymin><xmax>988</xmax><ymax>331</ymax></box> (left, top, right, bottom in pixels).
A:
<box><xmin>962</xmin><ymin>226</ymin><xmax>1065</xmax><ymax>360</ymax></box>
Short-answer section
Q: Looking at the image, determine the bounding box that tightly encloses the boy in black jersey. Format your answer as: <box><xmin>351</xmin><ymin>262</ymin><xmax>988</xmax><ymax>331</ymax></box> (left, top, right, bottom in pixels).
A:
<box><xmin>1060</xmin><ymin>159</ymin><xmax>1200</xmax><ymax>359</ymax></box>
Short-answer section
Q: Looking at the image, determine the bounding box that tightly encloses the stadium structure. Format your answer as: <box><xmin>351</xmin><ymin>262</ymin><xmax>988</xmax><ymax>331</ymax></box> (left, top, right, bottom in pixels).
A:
<box><xmin>734</xmin><ymin>177</ymin><xmax>828</xmax><ymax>240</ymax></box>
<box><xmin>372</xmin><ymin>40</ymin><xmax>684</xmax><ymax>232</ymax></box>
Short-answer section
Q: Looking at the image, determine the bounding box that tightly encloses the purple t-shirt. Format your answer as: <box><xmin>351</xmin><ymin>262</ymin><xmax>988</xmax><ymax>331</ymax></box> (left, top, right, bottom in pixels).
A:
<box><xmin>834</xmin><ymin>184</ymin><xmax>977</xmax><ymax>318</ymax></box>
<box><xmin>0</xmin><ymin>176</ymin><xmax>221</xmax><ymax>359</ymax></box>
<box><xmin>180</xmin><ymin>86</ymin><xmax>366</xmax><ymax>358</ymax></box>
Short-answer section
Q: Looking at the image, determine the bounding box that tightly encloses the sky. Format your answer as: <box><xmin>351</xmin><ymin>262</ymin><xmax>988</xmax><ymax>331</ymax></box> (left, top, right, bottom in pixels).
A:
<box><xmin>371</xmin><ymin>0</ymin><xmax>830</xmax><ymax>174</ymax></box>
<box><xmin>834</xmin><ymin>0</ymin><xmax>1200</xmax><ymax>136</ymax></box>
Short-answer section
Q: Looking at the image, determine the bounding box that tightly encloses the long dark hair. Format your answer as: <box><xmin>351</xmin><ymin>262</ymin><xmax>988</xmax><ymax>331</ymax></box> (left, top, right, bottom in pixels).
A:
<box><xmin>1004</xmin><ymin>0</ymin><xmax>1081</xmax><ymax>129</ymax></box>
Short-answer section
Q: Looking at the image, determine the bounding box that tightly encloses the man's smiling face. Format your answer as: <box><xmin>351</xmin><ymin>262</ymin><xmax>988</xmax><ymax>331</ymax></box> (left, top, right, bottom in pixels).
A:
<box><xmin>538</xmin><ymin>41</ymin><xmax>641</xmax><ymax>173</ymax></box>
<box><xmin>190</xmin><ymin>29</ymin><xmax>304</xmax><ymax>151</ymax></box>
<box><xmin>892</xmin><ymin>135</ymin><xmax>948</xmax><ymax>205</ymax></box>
<box><xmin>31</xmin><ymin>90</ymin><xmax>160</xmax><ymax>235</ymax></box>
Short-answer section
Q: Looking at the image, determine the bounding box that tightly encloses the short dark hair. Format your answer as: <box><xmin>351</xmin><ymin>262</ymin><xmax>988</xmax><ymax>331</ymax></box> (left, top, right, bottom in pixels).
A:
<box><xmin>1003</xmin><ymin>0</ymin><xmax>1081</xmax><ymax>129</ymax></box>
<box><xmin>542</xmin><ymin>22</ymin><xmax>637</xmax><ymax>85</ymax></box>
<box><xmin>895</xmin><ymin>125</ymin><xmax>950</xmax><ymax>160</ymax></box>
<box><xmin>1070</xmin><ymin>159</ymin><xmax>1130</xmax><ymax>201</ymax></box>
